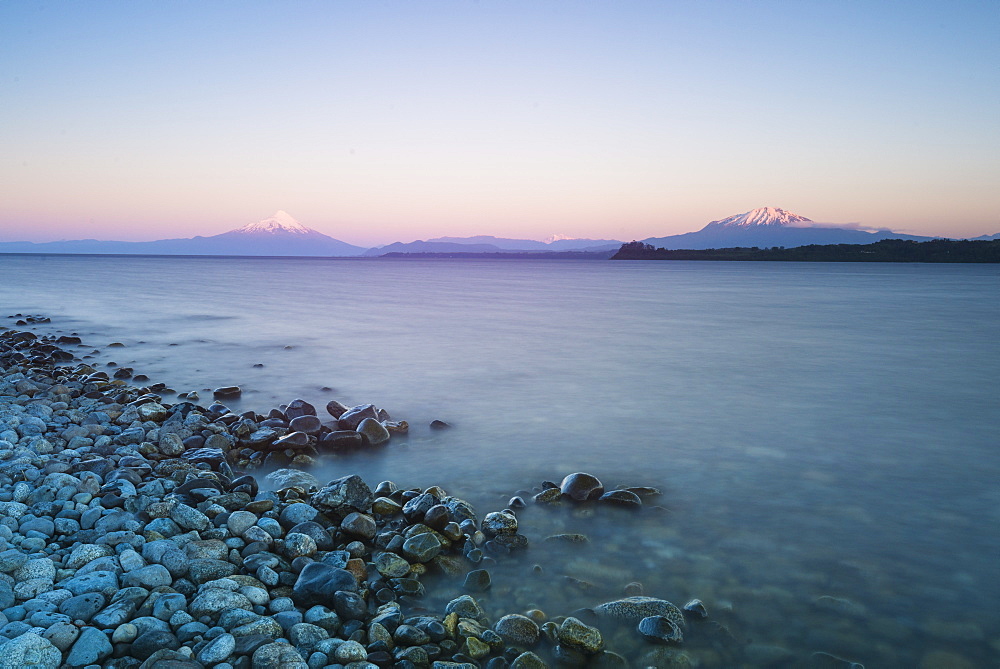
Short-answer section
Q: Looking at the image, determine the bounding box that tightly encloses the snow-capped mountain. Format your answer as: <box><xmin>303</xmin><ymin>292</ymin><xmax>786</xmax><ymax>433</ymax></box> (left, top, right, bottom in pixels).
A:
<box><xmin>707</xmin><ymin>207</ymin><xmax>813</xmax><ymax>228</ymax></box>
<box><xmin>642</xmin><ymin>207</ymin><xmax>934</xmax><ymax>250</ymax></box>
<box><xmin>229</xmin><ymin>210</ymin><xmax>319</xmax><ymax>236</ymax></box>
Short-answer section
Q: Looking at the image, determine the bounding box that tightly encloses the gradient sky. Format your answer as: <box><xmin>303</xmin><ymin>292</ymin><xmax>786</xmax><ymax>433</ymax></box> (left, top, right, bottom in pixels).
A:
<box><xmin>1</xmin><ymin>1</ymin><xmax>998</xmax><ymax>245</ymax></box>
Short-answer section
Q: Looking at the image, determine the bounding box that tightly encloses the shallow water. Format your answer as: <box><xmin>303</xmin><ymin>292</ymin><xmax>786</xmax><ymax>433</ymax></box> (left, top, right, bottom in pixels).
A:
<box><xmin>2</xmin><ymin>254</ymin><xmax>998</xmax><ymax>666</ymax></box>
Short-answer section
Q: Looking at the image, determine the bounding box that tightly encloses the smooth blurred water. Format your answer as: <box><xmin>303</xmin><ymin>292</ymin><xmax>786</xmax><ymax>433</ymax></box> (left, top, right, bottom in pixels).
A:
<box><xmin>2</xmin><ymin>254</ymin><xmax>998</xmax><ymax>666</ymax></box>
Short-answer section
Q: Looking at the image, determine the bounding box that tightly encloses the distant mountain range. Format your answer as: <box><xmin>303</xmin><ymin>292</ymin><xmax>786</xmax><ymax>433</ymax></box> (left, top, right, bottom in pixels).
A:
<box><xmin>0</xmin><ymin>211</ymin><xmax>367</xmax><ymax>257</ymax></box>
<box><xmin>640</xmin><ymin>207</ymin><xmax>939</xmax><ymax>249</ymax></box>
<box><xmin>362</xmin><ymin>235</ymin><xmax>623</xmax><ymax>256</ymax></box>
<box><xmin>0</xmin><ymin>207</ymin><xmax>994</xmax><ymax>258</ymax></box>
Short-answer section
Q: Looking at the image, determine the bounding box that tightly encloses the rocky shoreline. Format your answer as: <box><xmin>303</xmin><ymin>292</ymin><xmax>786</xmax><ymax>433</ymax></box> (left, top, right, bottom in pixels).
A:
<box><xmin>0</xmin><ymin>322</ymin><xmax>707</xmax><ymax>669</ymax></box>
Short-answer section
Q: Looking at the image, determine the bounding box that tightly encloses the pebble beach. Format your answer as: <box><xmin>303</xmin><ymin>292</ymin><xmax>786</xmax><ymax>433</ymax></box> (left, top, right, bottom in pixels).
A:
<box><xmin>0</xmin><ymin>320</ymin><xmax>710</xmax><ymax>669</ymax></box>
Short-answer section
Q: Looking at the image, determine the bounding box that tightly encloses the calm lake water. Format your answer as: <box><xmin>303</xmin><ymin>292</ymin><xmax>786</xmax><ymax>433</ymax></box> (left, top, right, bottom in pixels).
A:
<box><xmin>2</xmin><ymin>254</ymin><xmax>998</xmax><ymax>667</ymax></box>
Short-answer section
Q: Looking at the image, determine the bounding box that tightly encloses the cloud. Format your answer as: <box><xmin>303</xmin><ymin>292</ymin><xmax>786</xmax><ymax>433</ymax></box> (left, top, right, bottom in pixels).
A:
<box><xmin>785</xmin><ymin>220</ymin><xmax>879</xmax><ymax>232</ymax></box>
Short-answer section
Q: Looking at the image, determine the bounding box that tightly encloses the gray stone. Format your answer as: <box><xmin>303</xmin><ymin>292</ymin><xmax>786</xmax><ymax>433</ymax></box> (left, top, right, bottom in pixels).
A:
<box><xmin>188</xmin><ymin>558</ymin><xmax>237</xmax><ymax>584</ymax></box>
<box><xmin>252</xmin><ymin>641</ymin><xmax>307</xmax><ymax>669</ymax></box>
<box><xmin>0</xmin><ymin>549</ymin><xmax>28</xmax><ymax>573</ymax></box>
<box><xmin>444</xmin><ymin>595</ymin><xmax>488</xmax><ymax>625</ymax></box>
<box><xmin>482</xmin><ymin>510</ymin><xmax>517</xmax><ymax>537</ymax></box>
<box><xmin>227</xmin><ymin>510</ymin><xmax>258</xmax><ymax>537</ymax></box>
<box><xmin>0</xmin><ymin>632</ymin><xmax>61</xmax><ymax>668</ymax></box>
<box><xmin>58</xmin><ymin>593</ymin><xmax>106</xmax><ymax>622</ymax></box>
<box><xmin>122</xmin><ymin>564</ymin><xmax>172</xmax><ymax>589</ymax></box>
<box><xmin>197</xmin><ymin>632</ymin><xmax>236</xmax><ymax>665</ymax></box>
<box><xmin>61</xmin><ymin>570</ymin><xmax>119</xmax><ymax>597</ymax></box>
<box><xmin>279</xmin><ymin>502</ymin><xmax>319</xmax><ymax>526</ymax></box>
<box><xmin>594</xmin><ymin>596</ymin><xmax>686</xmax><ymax>628</ymax></box>
<box><xmin>333</xmin><ymin>639</ymin><xmax>368</xmax><ymax>662</ymax></box>
<box><xmin>637</xmin><ymin>615</ymin><xmax>683</xmax><ymax>644</ymax></box>
<box><xmin>41</xmin><ymin>621</ymin><xmax>79</xmax><ymax>652</ymax></box>
<box><xmin>65</xmin><ymin>626</ymin><xmax>113</xmax><ymax>666</ymax></box>
<box><xmin>158</xmin><ymin>433</ymin><xmax>185</xmax><ymax>456</ymax></box>
<box><xmin>189</xmin><ymin>589</ymin><xmax>253</xmax><ymax>619</ymax></box>
<box><xmin>283</xmin><ymin>533</ymin><xmax>318</xmax><ymax>560</ymax></box>
<box><xmin>310</xmin><ymin>475</ymin><xmax>373</xmax><ymax>518</ymax></box>
<box><xmin>495</xmin><ymin>614</ymin><xmax>539</xmax><ymax>647</ymax></box>
<box><xmin>131</xmin><ymin>629</ymin><xmax>180</xmax><ymax>661</ymax></box>
<box><xmin>340</xmin><ymin>512</ymin><xmax>376</xmax><ymax>539</ymax></box>
<box><xmin>170</xmin><ymin>503</ymin><xmax>209</xmax><ymax>531</ymax></box>
<box><xmin>402</xmin><ymin>532</ymin><xmax>441</xmax><ymax>563</ymax></box>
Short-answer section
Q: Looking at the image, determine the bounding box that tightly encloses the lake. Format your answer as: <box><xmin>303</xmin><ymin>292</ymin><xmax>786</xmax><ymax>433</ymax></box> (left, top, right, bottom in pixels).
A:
<box><xmin>2</xmin><ymin>254</ymin><xmax>997</xmax><ymax>666</ymax></box>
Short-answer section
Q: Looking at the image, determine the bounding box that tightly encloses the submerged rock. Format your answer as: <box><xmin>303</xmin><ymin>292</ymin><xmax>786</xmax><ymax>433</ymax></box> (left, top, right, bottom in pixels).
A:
<box><xmin>638</xmin><ymin>615</ymin><xmax>684</xmax><ymax>644</ymax></box>
<box><xmin>560</xmin><ymin>472</ymin><xmax>605</xmax><ymax>501</ymax></box>
<box><xmin>595</xmin><ymin>596</ymin><xmax>686</xmax><ymax>628</ymax></box>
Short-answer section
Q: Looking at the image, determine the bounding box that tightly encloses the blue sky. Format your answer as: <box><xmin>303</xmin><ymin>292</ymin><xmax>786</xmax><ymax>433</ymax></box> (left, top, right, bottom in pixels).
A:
<box><xmin>1</xmin><ymin>1</ymin><xmax>997</xmax><ymax>244</ymax></box>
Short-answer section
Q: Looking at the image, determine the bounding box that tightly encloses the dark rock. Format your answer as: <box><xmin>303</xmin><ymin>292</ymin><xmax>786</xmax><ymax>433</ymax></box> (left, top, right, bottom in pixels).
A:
<box><xmin>284</xmin><ymin>398</ymin><xmax>317</xmax><ymax>419</ymax></box>
<box><xmin>131</xmin><ymin>630</ymin><xmax>180</xmax><ymax>660</ymax></box>
<box><xmin>213</xmin><ymin>386</ymin><xmax>242</xmax><ymax>398</ymax></box>
<box><xmin>402</xmin><ymin>493</ymin><xmax>437</xmax><ymax>523</ymax></box>
<box><xmin>637</xmin><ymin>615</ymin><xmax>683</xmax><ymax>644</ymax></box>
<box><xmin>325</xmin><ymin>400</ymin><xmax>349</xmax><ymax>418</ymax></box>
<box><xmin>682</xmin><ymin>599</ymin><xmax>708</xmax><ymax>619</ymax></box>
<box><xmin>292</xmin><ymin>562</ymin><xmax>358</xmax><ymax>608</ymax></box>
<box><xmin>271</xmin><ymin>431</ymin><xmax>310</xmax><ymax>449</ymax></box>
<box><xmin>356</xmin><ymin>418</ymin><xmax>390</xmax><ymax>446</ymax></box>
<box><xmin>464</xmin><ymin>569</ymin><xmax>492</xmax><ymax>592</ymax></box>
<box><xmin>560</xmin><ymin>472</ymin><xmax>604</xmax><ymax>501</ymax></box>
<box><xmin>317</xmin><ymin>431</ymin><xmax>364</xmax><ymax>452</ymax></box>
<box><xmin>429</xmin><ymin>420</ymin><xmax>451</xmax><ymax>430</ymax></box>
<box><xmin>422</xmin><ymin>504</ymin><xmax>450</xmax><ymax>531</ymax></box>
<box><xmin>181</xmin><ymin>448</ymin><xmax>226</xmax><ymax>468</ymax></box>
<box><xmin>598</xmin><ymin>489</ymin><xmax>642</xmax><ymax>508</ymax></box>
<box><xmin>289</xmin><ymin>415</ymin><xmax>322</xmax><ymax>435</ymax></box>
<box><xmin>311</xmin><ymin>475</ymin><xmax>373</xmax><ymax>518</ymax></box>
<box><xmin>332</xmin><ymin>590</ymin><xmax>367</xmax><ymax>621</ymax></box>
<box><xmin>338</xmin><ymin>404</ymin><xmax>378</xmax><ymax>430</ymax></box>
<box><xmin>401</xmin><ymin>533</ymin><xmax>441</xmax><ymax>563</ymax></box>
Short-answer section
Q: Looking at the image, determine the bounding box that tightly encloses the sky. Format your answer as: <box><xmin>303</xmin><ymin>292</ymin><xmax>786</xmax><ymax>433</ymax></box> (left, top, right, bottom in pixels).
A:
<box><xmin>1</xmin><ymin>1</ymin><xmax>998</xmax><ymax>246</ymax></box>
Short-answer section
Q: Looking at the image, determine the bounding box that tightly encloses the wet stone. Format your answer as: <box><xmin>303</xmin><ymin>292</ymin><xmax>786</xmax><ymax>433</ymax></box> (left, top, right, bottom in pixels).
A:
<box><xmin>560</xmin><ymin>472</ymin><xmax>605</xmax><ymax>501</ymax></box>
<box><xmin>557</xmin><ymin>616</ymin><xmax>604</xmax><ymax>654</ymax></box>
<box><xmin>292</xmin><ymin>562</ymin><xmax>358</xmax><ymax>608</ymax></box>
<box><xmin>463</xmin><ymin>569</ymin><xmax>492</xmax><ymax>592</ymax></box>
<box><xmin>595</xmin><ymin>596</ymin><xmax>686</xmax><ymax>628</ymax></box>
<box><xmin>495</xmin><ymin>614</ymin><xmax>539</xmax><ymax>648</ymax></box>
<box><xmin>341</xmin><ymin>511</ymin><xmax>377</xmax><ymax>539</ymax></box>
<box><xmin>682</xmin><ymin>599</ymin><xmax>708</xmax><ymax>619</ymax></box>
<box><xmin>482</xmin><ymin>510</ymin><xmax>517</xmax><ymax>537</ymax></box>
<box><xmin>599</xmin><ymin>489</ymin><xmax>643</xmax><ymax>508</ymax></box>
<box><xmin>374</xmin><ymin>552</ymin><xmax>411</xmax><ymax>579</ymax></box>
<box><xmin>638</xmin><ymin>615</ymin><xmax>684</xmax><ymax>644</ymax></box>
<box><xmin>310</xmin><ymin>475</ymin><xmax>373</xmax><ymax>518</ymax></box>
<box><xmin>402</xmin><ymin>532</ymin><xmax>442</xmax><ymax>563</ymax></box>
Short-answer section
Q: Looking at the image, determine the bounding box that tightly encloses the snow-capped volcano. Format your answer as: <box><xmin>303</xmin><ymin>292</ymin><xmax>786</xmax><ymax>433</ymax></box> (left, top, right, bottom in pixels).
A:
<box><xmin>641</xmin><ymin>207</ymin><xmax>933</xmax><ymax>250</ymax></box>
<box><xmin>709</xmin><ymin>207</ymin><xmax>813</xmax><ymax>228</ymax></box>
<box><xmin>232</xmin><ymin>210</ymin><xmax>316</xmax><ymax>235</ymax></box>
